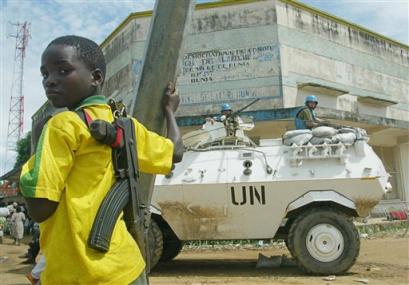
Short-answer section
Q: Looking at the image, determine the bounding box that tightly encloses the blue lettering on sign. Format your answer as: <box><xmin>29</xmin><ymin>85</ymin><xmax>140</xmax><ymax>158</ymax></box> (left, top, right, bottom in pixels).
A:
<box><xmin>230</xmin><ymin>185</ymin><xmax>266</xmax><ymax>205</ymax></box>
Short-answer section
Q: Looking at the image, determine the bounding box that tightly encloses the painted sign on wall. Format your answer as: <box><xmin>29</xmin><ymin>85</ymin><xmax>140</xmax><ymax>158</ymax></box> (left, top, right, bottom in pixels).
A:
<box><xmin>179</xmin><ymin>44</ymin><xmax>280</xmax><ymax>85</ymax></box>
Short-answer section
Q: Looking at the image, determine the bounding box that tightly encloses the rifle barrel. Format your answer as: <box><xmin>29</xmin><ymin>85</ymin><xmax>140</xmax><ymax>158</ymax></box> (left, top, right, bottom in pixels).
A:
<box><xmin>232</xmin><ymin>98</ymin><xmax>260</xmax><ymax>116</ymax></box>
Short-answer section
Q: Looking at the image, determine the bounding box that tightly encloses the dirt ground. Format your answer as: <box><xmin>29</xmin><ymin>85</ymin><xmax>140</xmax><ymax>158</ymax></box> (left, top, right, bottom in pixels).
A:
<box><xmin>1</xmin><ymin>233</ymin><xmax>408</xmax><ymax>285</ymax></box>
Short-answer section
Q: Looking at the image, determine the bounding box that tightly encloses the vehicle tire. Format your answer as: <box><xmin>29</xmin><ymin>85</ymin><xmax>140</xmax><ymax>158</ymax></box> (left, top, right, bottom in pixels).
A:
<box><xmin>287</xmin><ymin>207</ymin><xmax>360</xmax><ymax>275</ymax></box>
<box><xmin>148</xmin><ymin>218</ymin><xmax>163</xmax><ymax>270</ymax></box>
<box><xmin>160</xmin><ymin>226</ymin><xmax>183</xmax><ymax>262</ymax></box>
<box><xmin>285</xmin><ymin>238</ymin><xmax>296</xmax><ymax>259</ymax></box>
<box><xmin>284</xmin><ymin>219</ymin><xmax>296</xmax><ymax>258</ymax></box>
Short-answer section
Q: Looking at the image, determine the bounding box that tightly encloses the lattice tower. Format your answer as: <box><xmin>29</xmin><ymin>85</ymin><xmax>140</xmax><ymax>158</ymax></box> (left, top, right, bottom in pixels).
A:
<box><xmin>4</xmin><ymin>22</ymin><xmax>30</xmax><ymax>171</ymax></box>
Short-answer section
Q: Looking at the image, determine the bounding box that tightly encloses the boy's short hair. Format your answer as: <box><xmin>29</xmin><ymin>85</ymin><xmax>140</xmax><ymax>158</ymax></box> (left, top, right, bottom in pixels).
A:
<box><xmin>48</xmin><ymin>35</ymin><xmax>106</xmax><ymax>79</ymax></box>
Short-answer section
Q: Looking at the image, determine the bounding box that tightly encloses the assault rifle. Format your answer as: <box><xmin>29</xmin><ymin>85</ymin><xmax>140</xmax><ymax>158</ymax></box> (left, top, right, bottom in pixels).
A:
<box><xmin>228</xmin><ymin>98</ymin><xmax>260</xmax><ymax>119</ymax></box>
<box><xmin>84</xmin><ymin>100</ymin><xmax>150</xmax><ymax>269</ymax></box>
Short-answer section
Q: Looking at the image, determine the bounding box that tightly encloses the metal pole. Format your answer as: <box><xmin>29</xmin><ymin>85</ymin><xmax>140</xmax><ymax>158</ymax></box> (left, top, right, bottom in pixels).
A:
<box><xmin>131</xmin><ymin>0</ymin><xmax>193</xmax><ymax>205</ymax></box>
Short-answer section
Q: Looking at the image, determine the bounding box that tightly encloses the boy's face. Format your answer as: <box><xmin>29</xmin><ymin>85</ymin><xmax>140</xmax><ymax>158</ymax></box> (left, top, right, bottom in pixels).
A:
<box><xmin>40</xmin><ymin>44</ymin><xmax>102</xmax><ymax>109</ymax></box>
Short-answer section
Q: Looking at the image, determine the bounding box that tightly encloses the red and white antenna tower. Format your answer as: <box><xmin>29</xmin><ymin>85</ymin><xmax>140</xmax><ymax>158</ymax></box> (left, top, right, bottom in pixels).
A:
<box><xmin>4</xmin><ymin>21</ymin><xmax>31</xmax><ymax>171</ymax></box>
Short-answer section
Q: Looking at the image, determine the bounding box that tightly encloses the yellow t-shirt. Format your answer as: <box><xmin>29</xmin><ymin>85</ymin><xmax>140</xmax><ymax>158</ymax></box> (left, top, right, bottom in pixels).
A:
<box><xmin>20</xmin><ymin>95</ymin><xmax>173</xmax><ymax>285</ymax></box>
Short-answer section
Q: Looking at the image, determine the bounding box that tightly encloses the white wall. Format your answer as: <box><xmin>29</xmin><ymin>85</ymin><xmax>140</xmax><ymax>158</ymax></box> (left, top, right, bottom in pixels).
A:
<box><xmin>397</xmin><ymin>142</ymin><xmax>409</xmax><ymax>206</ymax></box>
<box><xmin>275</xmin><ymin>0</ymin><xmax>409</xmax><ymax>121</ymax></box>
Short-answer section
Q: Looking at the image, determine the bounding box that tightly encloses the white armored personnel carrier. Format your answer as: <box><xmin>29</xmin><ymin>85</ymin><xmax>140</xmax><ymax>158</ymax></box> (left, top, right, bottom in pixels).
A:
<box><xmin>148</xmin><ymin>117</ymin><xmax>391</xmax><ymax>275</ymax></box>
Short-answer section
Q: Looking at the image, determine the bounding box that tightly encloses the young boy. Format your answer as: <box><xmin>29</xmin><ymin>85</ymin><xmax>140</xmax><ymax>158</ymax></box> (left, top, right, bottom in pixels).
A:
<box><xmin>20</xmin><ymin>35</ymin><xmax>183</xmax><ymax>285</ymax></box>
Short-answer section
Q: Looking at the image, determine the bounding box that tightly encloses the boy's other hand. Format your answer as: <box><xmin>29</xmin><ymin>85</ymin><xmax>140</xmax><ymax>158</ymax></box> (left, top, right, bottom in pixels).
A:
<box><xmin>163</xmin><ymin>82</ymin><xmax>180</xmax><ymax>113</ymax></box>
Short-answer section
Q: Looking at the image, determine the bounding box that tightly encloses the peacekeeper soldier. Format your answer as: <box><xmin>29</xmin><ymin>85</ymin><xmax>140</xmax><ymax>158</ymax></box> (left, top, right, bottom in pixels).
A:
<box><xmin>206</xmin><ymin>103</ymin><xmax>243</xmax><ymax>136</ymax></box>
<box><xmin>294</xmin><ymin>95</ymin><xmax>325</xmax><ymax>130</ymax></box>
<box><xmin>20</xmin><ymin>35</ymin><xmax>183</xmax><ymax>285</ymax></box>
<box><xmin>206</xmin><ymin>103</ymin><xmax>234</xmax><ymax>123</ymax></box>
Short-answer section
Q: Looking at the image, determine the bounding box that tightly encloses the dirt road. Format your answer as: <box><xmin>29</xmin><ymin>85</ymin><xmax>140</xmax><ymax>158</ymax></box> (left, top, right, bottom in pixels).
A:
<box><xmin>1</xmin><ymin>234</ymin><xmax>408</xmax><ymax>285</ymax></box>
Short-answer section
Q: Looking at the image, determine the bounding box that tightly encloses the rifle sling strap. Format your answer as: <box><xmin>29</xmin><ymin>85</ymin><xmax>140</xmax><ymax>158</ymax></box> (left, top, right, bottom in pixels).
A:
<box><xmin>74</xmin><ymin>107</ymin><xmax>145</xmax><ymax>254</ymax></box>
<box><xmin>75</xmin><ymin>108</ymin><xmax>93</xmax><ymax>129</ymax></box>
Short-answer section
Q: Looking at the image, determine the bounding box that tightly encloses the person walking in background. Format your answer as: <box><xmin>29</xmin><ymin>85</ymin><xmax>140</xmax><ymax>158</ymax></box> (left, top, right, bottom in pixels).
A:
<box><xmin>0</xmin><ymin>206</ymin><xmax>9</xmax><ymax>244</ymax></box>
<box><xmin>9</xmin><ymin>204</ymin><xmax>17</xmax><ymax>243</ymax></box>
<box><xmin>0</xmin><ymin>216</ymin><xmax>6</xmax><ymax>244</ymax></box>
<box><xmin>11</xmin><ymin>206</ymin><xmax>25</xmax><ymax>245</ymax></box>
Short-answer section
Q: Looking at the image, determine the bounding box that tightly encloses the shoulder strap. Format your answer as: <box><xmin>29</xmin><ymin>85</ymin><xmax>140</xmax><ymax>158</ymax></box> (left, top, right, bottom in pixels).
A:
<box><xmin>75</xmin><ymin>109</ymin><xmax>93</xmax><ymax>128</ymax></box>
<box><xmin>295</xmin><ymin>106</ymin><xmax>308</xmax><ymax>118</ymax></box>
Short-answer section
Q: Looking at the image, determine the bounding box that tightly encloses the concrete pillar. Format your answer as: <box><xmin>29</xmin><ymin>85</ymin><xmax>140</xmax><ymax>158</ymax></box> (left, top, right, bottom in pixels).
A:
<box><xmin>397</xmin><ymin>142</ymin><xmax>409</xmax><ymax>207</ymax></box>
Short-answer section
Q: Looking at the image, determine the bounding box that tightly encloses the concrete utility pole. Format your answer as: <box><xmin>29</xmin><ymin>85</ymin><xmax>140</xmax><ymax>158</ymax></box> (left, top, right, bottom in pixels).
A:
<box><xmin>131</xmin><ymin>0</ymin><xmax>193</xmax><ymax>205</ymax></box>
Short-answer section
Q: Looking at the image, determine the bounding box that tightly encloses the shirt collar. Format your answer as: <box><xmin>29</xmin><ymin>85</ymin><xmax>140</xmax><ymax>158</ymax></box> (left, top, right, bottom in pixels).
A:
<box><xmin>73</xmin><ymin>95</ymin><xmax>107</xmax><ymax>111</ymax></box>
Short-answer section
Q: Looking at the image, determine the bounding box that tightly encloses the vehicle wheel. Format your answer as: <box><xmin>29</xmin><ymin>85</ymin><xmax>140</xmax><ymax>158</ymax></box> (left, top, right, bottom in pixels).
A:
<box><xmin>287</xmin><ymin>208</ymin><xmax>359</xmax><ymax>275</ymax></box>
<box><xmin>285</xmin><ymin>238</ymin><xmax>296</xmax><ymax>259</ymax></box>
<box><xmin>160</xmin><ymin>226</ymin><xmax>183</xmax><ymax>262</ymax></box>
<box><xmin>148</xmin><ymin>218</ymin><xmax>163</xmax><ymax>270</ymax></box>
<box><xmin>284</xmin><ymin>219</ymin><xmax>296</xmax><ymax>258</ymax></box>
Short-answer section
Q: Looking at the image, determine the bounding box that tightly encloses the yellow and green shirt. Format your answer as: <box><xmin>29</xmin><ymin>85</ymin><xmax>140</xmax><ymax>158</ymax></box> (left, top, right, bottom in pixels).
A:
<box><xmin>20</xmin><ymin>95</ymin><xmax>173</xmax><ymax>285</ymax></box>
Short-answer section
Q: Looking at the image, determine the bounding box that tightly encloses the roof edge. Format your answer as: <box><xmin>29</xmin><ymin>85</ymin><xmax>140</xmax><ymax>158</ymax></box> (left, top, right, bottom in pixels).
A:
<box><xmin>281</xmin><ymin>0</ymin><xmax>409</xmax><ymax>50</ymax></box>
<box><xmin>100</xmin><ymin>0</ymin><xmax>408</xmax><ymax>50</ymax></box>
<box><xmin>100</xmin><ymin>0</ymin><xmax>259</xmax><ymax>48</ymax></box>
<box><xmin>0</xmin><ymin>166</ymin><xmax>22</xmax><ymax>181</ymax></box>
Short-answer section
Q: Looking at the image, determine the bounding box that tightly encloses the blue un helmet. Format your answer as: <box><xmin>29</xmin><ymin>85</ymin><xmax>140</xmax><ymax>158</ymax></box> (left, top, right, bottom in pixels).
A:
<box><xmin>305</xmin><ymin>95</ymin><xmax>318</xmax><ymax>105</ymax></box>
<box><xmin>221</xmin><ymin>103</ymin><xmax>232</xmax><ymax>112</ymax></box>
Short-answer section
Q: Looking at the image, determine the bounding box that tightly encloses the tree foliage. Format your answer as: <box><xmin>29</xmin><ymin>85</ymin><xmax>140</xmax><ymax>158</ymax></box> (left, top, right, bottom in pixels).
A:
<box><xmin>14</xmin><ymin>131</ymin><xmax>31</xmax><ymax>169</ymax></box>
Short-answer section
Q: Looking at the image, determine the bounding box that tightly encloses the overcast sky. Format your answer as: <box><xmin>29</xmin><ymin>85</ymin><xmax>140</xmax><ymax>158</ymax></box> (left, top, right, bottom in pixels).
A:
<box><xmin>1</xmin><ymin>0</ymin><xmax>408</xmax><ymax>175</ymax></box>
